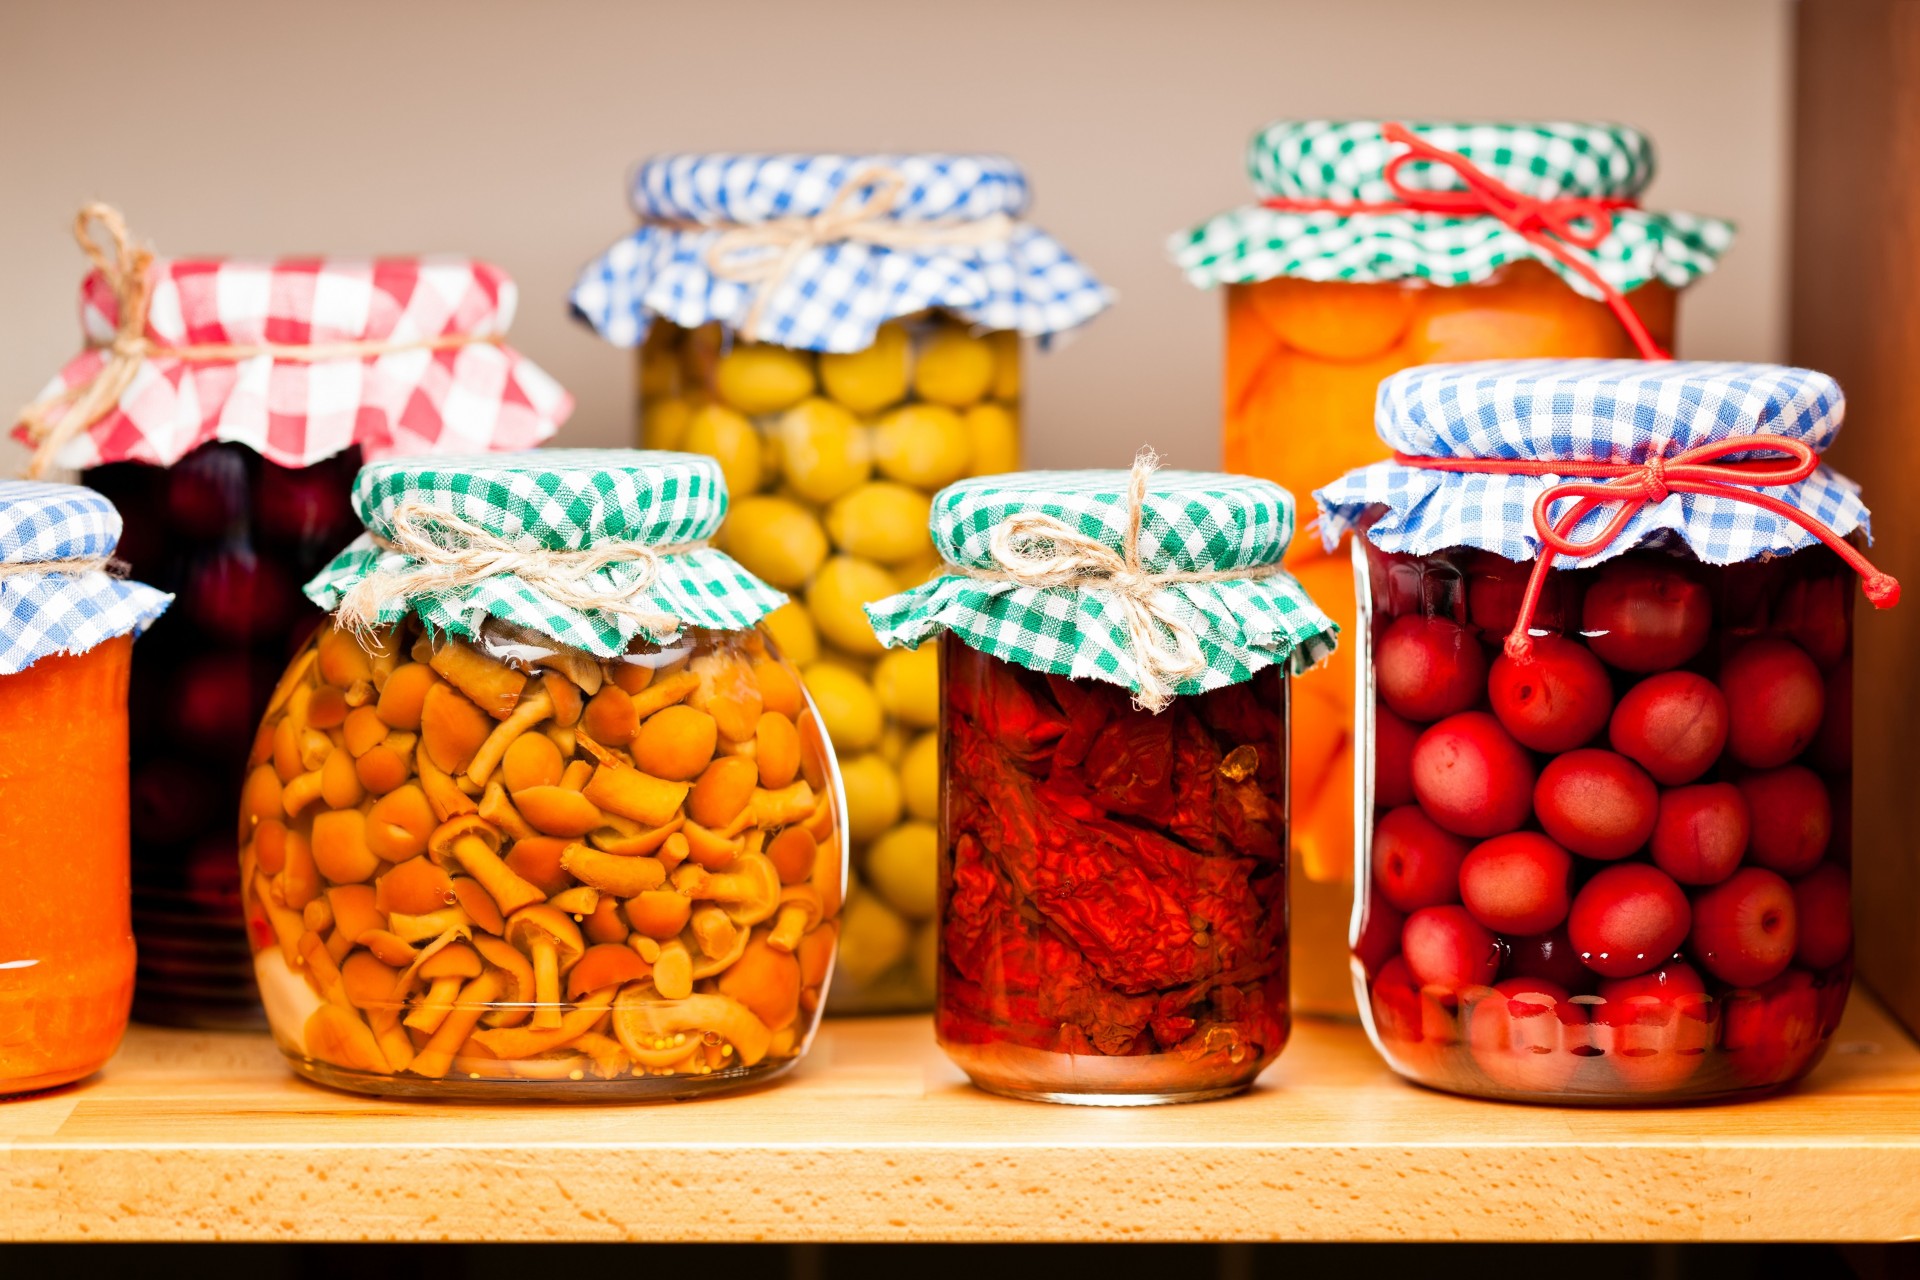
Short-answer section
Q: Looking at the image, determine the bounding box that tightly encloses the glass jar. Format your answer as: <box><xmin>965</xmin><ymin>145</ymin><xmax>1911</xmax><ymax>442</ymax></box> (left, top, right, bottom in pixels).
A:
<box><xmin>936</xmin><ymin>638</ymin><xmax>1290</xmax><ymax>1104</ymax></box>
<box><xmin>576</xmin><ymin>152</ymin><xmax>1114</xmax><ymax>1011</ymax></box>
<box><xmin>85</xmin><ymin>444</ymin><xmax>363</xmax><ymax>1029</ymax></box>
<box><xmin>1176</xmin><ymin>116</ymin><xmax>1733</xmax><ymax>1018</ymax></box>
<box><xmin>639</xmin><ymin>314</ymin><xmax>1019</xmax><ymax>1011</ymax></box>
<box><xmin>242</xmin><ymin>616</ymin><xmax>845</xmax><ymax>1098</ymax></box>
<box><xmin>0</xmin><ymin>480</ymin><xmax>170</xmax><ymax>1095</ymax></box>
<box><xmin>1352</xmin><ymin>540</ymin><xmax>1855</xmax><ymax>1102</ymax></box>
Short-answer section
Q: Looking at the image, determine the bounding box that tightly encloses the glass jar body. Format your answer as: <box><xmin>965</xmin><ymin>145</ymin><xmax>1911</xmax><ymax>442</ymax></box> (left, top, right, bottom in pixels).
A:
<box><xmin>637</xmin><ymin>314</ymin><xmax>1021</xmax><ymax>1013</ymax></box>
<box><xmin>0</xmin><ymin>635</ymin><xmax>137</xmax><ymax>1094</ymax></box>
<box><xmin>240</xmin><ymin>617</ymin><xmax>847</xmax><ymax>1100</ymax></box>
<box><xmin>85</xmin><ymin>443</ymin><xmax>363</xmax><ymax>1028</ymax></box>
<box><xmin>1352</xmin><ymin>538</ymin><xmax>1854</xmax><ymax>1104</ymax></box>
<box><xmin>935</xmin><ymin>636</ymin><xmax>1291</xmax><ymax>1105</ymax></box>
<box><xmin>1224</xmin><ymin>262</ymin><xmax>1682</xmax><ymax>1018</ymax></box>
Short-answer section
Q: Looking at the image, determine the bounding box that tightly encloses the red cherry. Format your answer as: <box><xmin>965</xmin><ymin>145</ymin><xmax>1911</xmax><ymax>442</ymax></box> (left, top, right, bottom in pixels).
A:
<box><xmin>1354</xmin><ymin>900</ymin><xmax>1407</xmax><ymax>977</ymax></box>
<box><xmin>1401</xmin><ymin>905</ymin><xmax>1502</xmax><ymax>992</ymax></box>
<box><xmin>1689</xmin><ymin>867</ymin><xmax>1798</xmax><ymax>987</ymax></box>
<box><xmin>1807</xmin><ymin>657</ymin><xmax>1852</xmax><ymax>773</ymax></box>
<box><xmin>1723</xmin><ymin>968</ymin><xmax>1825</xmax><ymax>1089</ymax></box>
<box><xmin>1372</xmin><ymin>550</ymin><xmax>1466</xmax><ymax>626</ymax></box>
<box><xmin>1458</xmin><ymin>832</ymin><xmax>1574</xmax><ymax>936</ymax></box>
<box><xmin>1410</xmin><ymin>712</ymin><xmax>1536</xmax><ymax>838</ymax></box>
<box><xmin>256</xmin><ymin>459</ymin><xmax>358</xmax><ymax>549</ymax></box>
<box><xmin>1777</xmin><ymin>572</ymin><xmax>1849</xmax><ymax>669</ymax></box>
<box><xmin>1370</xmin><ymin>806</ymin><xmax>1470</xmax><ymax>913</ymax></box>
<box><xmin>1375</xmin><ymin>615</ymin><xmax>1486</xmax><ymax>723</ymax></box>
<box><xmin>1533</xmin><ymin>748</ymin><xmax>1659</xmax><ymax>861</ymax></box>
<box><xmin>165</xmin><ymin>445</ymin><xmax>249</xmax><ymax>540</ymax></box>
<box><xmin>1736</xmin><ymin>766</ymin><xmax>1832</xmax><ymax>877</ymax></box>
<box><xmin>1504</xmin><ymin>925</ymin><xmax>1594</xmax><ymax>993</ymax></box>
<box><xmin>1648</xmin><ymin>782</ymin><xmax>1749</xmax><ymax>886</ymax></box>
<box><xmin>1607</xmin><ymin>671</ymin><xmax>1729</xmax><ymax>785</ymax></box>
<box><xmin>172</xmin><ymin>651</ymin><xmax>264</xmax><ymax>755</ymax></box>
<box><xmin>1568</xmin><ymin>863</ymin><xmax>1691</xmax><ymax>979</ymax></box>
<box><xmin>187</xmin><ymin>546</ymin><xmax>294</xmax><ymax>640</ymax></box>
<box><xmin>1791</xmin><ymin>863</ymin><xmax>1851</xmax><ymax>971</ymax></box>
<box><xmin>1368</xmin><ymin>955</ymin><xmax>1451</xmax><ymax>1077</ymax></box>
<box><xmin>1468</xmin><ymin>977</ymin><xmax>1580</xmax><ymax>1095</ymax></box>
<box><xmin>1487</xmin><ymin>634</ymin><xmax>1613</xmax><ymax>753</ymax></box>
<box><xmin>1580</xmin><ymin>559</ymin><xmax>1713</xmax><ymax>673</ymax></box>
<box><xmin>1374</xmin><ymin>706</ymin><xmax>1418</xmax><ymax>808</ymax></box>
<box><xmin>1719</xmin><ymin>637</ymin><xmax>1825</xmax><ymax>769</ymax></box>
<box><xmin>1464</xmin><ymin>551</ymin><xmax>1580</xmax><ymax>637</ymax></box>
<box><xmin>1592</xmin><ymin>961</ymin><xmax>1710</xmax><ymax>1094</ymax></box>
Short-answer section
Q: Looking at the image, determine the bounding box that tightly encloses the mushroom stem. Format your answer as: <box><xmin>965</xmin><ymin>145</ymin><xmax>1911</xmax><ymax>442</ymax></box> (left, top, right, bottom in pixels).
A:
<box><xmin>404</xmin><ymin>975</ymin><xmax>464</xmax><ymax>1033</ymax></box>
<box><xmin>451</xmin><ymin>833</ymin><xmax>546</xmax><ymax>917</ymax></box>
<box><xmin>529</xmin><ymin>933</ymin><xmax>562</xmax><ymax>1029</ymax></box>
<box><xmin>367</xmin><ymin>1008</ymin><xmax>415</xmax><ymax>1073</ymax></box>
<box><xmin>560</xmin><ymin>842</ymin><xmax>668</xmax><ymax>897</ymax></box>
<box><xmin>408</xmin><ymin>971</ymin><xmax>503</xmax><ymax>1079</ymax></box>
<box><xmin>465</xmin><ymin>690</ymin><xmax>554</xmax><ymax>788</ymax></box>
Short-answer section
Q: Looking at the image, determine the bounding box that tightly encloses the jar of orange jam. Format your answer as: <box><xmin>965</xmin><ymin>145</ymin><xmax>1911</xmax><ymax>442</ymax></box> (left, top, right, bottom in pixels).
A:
<box><xmin>1172</xmin><ymin>121</ymin><xmax>1735</xmax><ymax>1015</ymax></box>
<box><xmin>0</xmin><ymin>480</ymin><xmax>170</xmax><ymax>1094</ymax></box>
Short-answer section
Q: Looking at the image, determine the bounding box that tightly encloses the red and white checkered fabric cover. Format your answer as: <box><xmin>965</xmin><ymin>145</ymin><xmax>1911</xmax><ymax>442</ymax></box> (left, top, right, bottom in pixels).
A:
<box><xmin>18</xmin><ymin>256</ymin><xmax>573</xmax><ymax>470</ymax></box>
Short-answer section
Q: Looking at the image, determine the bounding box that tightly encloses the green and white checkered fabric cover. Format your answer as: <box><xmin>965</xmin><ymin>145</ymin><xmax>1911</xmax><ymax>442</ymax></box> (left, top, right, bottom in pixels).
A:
<box><xmin>1170</xmin><ymin>121</ymin><xmax>1735</xmax><ymax>299</ymax></box>
<box><xmin>305</xmin><ymin>450</ymin><xmax>786</xmax><ymax>655</ymax></box>
<box><xmin>865</xmin><ymin>469</ymin><xmax>1339</xmax><ymax>697</ymax></box>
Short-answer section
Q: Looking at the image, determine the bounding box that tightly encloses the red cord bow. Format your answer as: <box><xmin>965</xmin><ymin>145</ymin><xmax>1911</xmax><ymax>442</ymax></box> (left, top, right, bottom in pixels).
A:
<box><xmin>1261</xmin><ymin>122</ymin><xmax>1670</xmax><ymax>360</ymax></box>
<box><xmin>1394</xmin><ymin>434</ymin><xmax>1900</xmax><ymax>661</ymax></box>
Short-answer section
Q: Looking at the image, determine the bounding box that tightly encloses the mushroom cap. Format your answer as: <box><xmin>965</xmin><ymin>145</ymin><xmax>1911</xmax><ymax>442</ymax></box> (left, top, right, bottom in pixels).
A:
<box><xmin>723</xmin><ymin>851</ymin><xmax>784</xmax><ymax>925</ymax></box>
<box><xmin>507</xmin><ymin>902</ymin><xmax>587</xmax><ymax>959</ymax></box>
<box><xmin>418</xmin><ymin>942</ymin><xmax>484</xmax><ymax>980</ymax></box>
<box><xmin>473</xmin><ymin>933</ymin><xmax>535</xmax><ymax>1001</ymax></box>
<box><xmin>428</xmin><ymin>813</ymin><xmax>504</xmax><ymax>862</ymax></box>
<box><xmin>777</xmin><ymin>882</ymin><xmax>824</xmax><ymax>925</ymax></box>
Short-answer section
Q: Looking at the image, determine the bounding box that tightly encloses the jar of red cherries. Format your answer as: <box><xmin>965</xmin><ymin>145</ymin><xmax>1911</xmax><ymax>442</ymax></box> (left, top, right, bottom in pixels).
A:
<box><xmin>1316</xmin><ymin>360</ymin><xmax>1896</xmax><ymax>1104</ymax></box>
<box><xmin>13</xmin><ymin>207</ymin><xmax>572</xmax><ymax>1027</ymax></box>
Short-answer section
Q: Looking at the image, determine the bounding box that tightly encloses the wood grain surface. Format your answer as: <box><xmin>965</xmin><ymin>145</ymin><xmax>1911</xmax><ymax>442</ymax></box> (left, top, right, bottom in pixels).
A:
<box><xmin>5</xmin><ymin>997</ymin><xmax>1920</xmax><ymax>1244</ymax></box>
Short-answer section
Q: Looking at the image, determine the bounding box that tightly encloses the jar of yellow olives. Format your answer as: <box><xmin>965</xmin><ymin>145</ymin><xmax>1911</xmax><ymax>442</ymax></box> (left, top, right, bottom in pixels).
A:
<box><xmin>243</xmin><ymin>450</ymin><xmax>846</xmax><ymax>1098</ymax></box>
<box><xmin>574</xmin><ymin>154</ymin><xmax>1111</xmax><ymax>1010</ymax></box>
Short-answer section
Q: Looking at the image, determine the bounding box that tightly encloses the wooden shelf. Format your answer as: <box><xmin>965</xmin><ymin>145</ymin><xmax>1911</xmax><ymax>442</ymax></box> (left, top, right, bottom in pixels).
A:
<box><xmin>6</xmin><ymin>994</ymin><xmax>1920</xmax><ymax>1243</ymax></box>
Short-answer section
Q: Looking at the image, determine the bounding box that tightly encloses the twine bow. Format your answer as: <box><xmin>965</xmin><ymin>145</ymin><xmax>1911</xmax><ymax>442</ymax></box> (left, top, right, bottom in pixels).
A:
<box><xmin>963</xmin><ymin>448</ymin><xmax>1289</xmax><ymax>713</ymax></box>
<box><xmin>14</xmin><ymin>204</ymin><xmax>501</xmax><ymax>480</ymax></box>
<box><xmin>1261</xmin><ymin>122</ymin><xmax>1669</xmax><ymax>360</ymax></box>
<box><xmin>333</xmin><ymin>501</ymin><xmax>702</xmax><ymax>640</ymax></box>
<box><xmin>656</xmin><ymin>165</ymin><xmax>1014</xmax><ymax>343</ymax></box>
<box><xmin>1396</xmin><ymin>433</ymin><xmax>1901</xmax><ymax>661</ymax></box>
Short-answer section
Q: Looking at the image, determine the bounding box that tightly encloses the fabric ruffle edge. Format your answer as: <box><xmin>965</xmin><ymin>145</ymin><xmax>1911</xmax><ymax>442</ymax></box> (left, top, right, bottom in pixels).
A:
<box><xmin>0</xmin><ymin>576</ymin><xmax>172</xmax><ymax>676</ymax></box>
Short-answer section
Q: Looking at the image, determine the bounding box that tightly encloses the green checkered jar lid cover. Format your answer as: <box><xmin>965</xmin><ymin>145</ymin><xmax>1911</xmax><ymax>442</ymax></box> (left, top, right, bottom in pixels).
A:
<box><xmin>1170</xmin><ymin>120</ymin><xmax>1735</xmax><ymax>299</ymax></box>
<box><xmin>864</xmin><ymin>456</ymin><xmax>1339</xmax><ymax>711</ymax></box>
<box><xmin>305</xmin><ymin>449</ymin><xmax>787</xmax><ymax>656</ymax></box>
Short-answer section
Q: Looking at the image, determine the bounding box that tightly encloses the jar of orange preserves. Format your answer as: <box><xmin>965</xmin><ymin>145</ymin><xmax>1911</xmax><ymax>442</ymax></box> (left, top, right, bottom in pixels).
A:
<box><xmin>1171</xmin><ymin>121</ymin><xmax>1735</xmax><ymax>1015</ymax></box>
<box><xmin>0</xmin><ymin>480</ymin><xmax>170</xmax><ymax>1094</ymax></box>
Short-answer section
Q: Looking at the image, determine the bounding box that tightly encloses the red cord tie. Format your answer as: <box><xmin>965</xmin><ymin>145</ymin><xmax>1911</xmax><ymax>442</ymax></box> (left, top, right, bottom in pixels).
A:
<box><xmin>1393</xmin><ymin>434</ymin><xmax>1900</xmax><ymax>662</ymax></box>
<box><xmin>1261</xmin><ymin>122</ymin><xmax>1670</xmax><ymax>361</ymax></box>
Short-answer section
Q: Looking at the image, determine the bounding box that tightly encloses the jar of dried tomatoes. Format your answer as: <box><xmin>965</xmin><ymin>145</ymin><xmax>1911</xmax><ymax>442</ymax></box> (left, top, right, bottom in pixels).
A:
<box><xmin>0</xmin><ymin>480</ymin><xmax>170</xmax><ymax>1094</ymax></box>
<box><xmin>1171</xmin><ymin>122</ymin><xmax>1734</xmax><ymax>1017</ymax></box>
<box><xmin>243</xmin><ymin>450</ymin><xmax>844</xmax><ymax>1098</ymax></box>
<box><xmin>573</xmin><ymin>155</ymin><xmax>1111</xmax><ymax>1014</ymax></box>
<box><xmin>867</xmin><ymin>454</ymin><xmax>1339</xmax><ymax>1104</ymax></box>
<box><xmin>1317</xmin><ymin>360</ymin><xmax>1895</xmax><ymax>1104</ymax></box>
<box><xmin>14</xmin><ymin>206</ymin><xmax>571</xmax><ymax>1029</ymax></box>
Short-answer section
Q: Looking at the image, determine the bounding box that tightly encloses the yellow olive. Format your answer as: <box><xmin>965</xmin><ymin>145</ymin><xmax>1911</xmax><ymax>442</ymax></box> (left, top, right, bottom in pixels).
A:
<box><xmin>837</xmin><ymin>752</ymin><xmax>903</xmax><ymax>844</ymax></box>
<box><xmin>900</xmin><ymin>731</ymin><xmax>940</xmax><ymax>822</ymax></box>
<box><xmin>642</xmin><ymin>396</ymin><xmax>694</xmax><ymax>451</ymax></box>
<box><xmin>818</xmin><ymin>322</ymin><xmax>910</xmax><ymax>414</ymax></box>
<box><xmin>715</xmin><ymin>344</ymin><xmax>815</xmax><ymax>415</ymax></box>
<box><xmin>910</xmin><ymin>327</ymin><xmax>995</xmax><ymax>407</ymax></box>
<box><xmin>800</xmin><ymin>662</ymin><xmax>883</xmax><ymax>752</ymax></box>
<box><xmin>759</xmin><ymin>601</ymin><xmax>819</xmax><ymax>667</ymax></box>
<box><xmin>872</xmin><ymin>404</ymin><xmax>970</xmax><ymax>489</ymax></box>
<box><xmin>889</xmin><ymin>550</ymin><xmax>945</xmax><ymax>593</ymax></box>
<box><xmin>962</xmin><ymin>402</ymin><xmax>1021</xmax><ymax>477</ymax></box>
<box><xmin>824</xmin><ymin>482</ymin><xmax>933</xmax><ymax>565</ymax></box>
<box><xmin>834</xmin><ymin>889</ymin><xmax>911</xmax><ymax>988</ymax></box>
<box><xmin>774</xmin><ymin>397</ymin><xmax>872</xmax><ymax>503</ymax></box>
<box><xmin>987</xmin><ymin>330</ymin><xmax>1021</xmax><ymax>401</ymax></box>
<box><xmin>720</xmin><ymin>495</ymin><xmax>829</xmax><ymax>589</ymax></box>
<box><xmin>870</xmin><ymin>644</ymin><xmax>939</xmax><ymax>728</ymax></box>
<box><xmin>865</xmin><ymin>821</ymin><xmax>938</xmax><ymax>920</ymax></box>
<box><xmin>682</xmin><ymin>403</ymin><xmax>764</xmax><ymax>497</ymax></box>
<box><xmin>804</xmin><ymin>556</ymin><xmax>895</xmax><ymax>655</ymax></box>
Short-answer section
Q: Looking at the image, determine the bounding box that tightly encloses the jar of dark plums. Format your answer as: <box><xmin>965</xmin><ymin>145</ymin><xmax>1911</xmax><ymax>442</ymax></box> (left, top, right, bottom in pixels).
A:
<box><xmin>14</xmin><ymin>207</ymin><xmax>571</xmax><ymax>1026</ymax></box>
<box><xmin>1316</xmin><ymin>360</ymin><xmax>1895</xmax><ymax>1104</ymax></box>
<box><xmin>867</xmin><ymin>457</ymin><xmax>1339</xmax><ymax>1104</ymax></box>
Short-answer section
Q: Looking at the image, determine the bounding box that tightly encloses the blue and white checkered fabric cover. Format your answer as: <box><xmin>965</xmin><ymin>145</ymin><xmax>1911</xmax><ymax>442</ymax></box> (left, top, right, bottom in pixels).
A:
<box><xmin>1314</xmin><ymin>360</ymin><xmax>1871</xmax><ymax>569</ymax></box>
<box><xmin>0</xmin><ymin>480</ymin><xmax>171</xmax><ymax>676</ymax></box>
<box><xmin>570</xmin><ymin>154</ymin><xmax>1113</xmax><ymax>352</ymax></box>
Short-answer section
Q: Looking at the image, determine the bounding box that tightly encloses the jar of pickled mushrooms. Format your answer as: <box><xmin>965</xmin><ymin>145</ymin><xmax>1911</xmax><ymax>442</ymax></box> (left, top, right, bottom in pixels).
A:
<box><xmin>574</xmin><ymin>153</ymin><xmax>1111</xmax><ymax>1012</ymax></box>
<box><xmin>241</xmin><ymin>450</ymin><xmax>844</xmax><ymax>1098</ymax></box>
<box><xmin>14</xmin><ymin>205</ymin><xmax>571</xmax><ymax>1030</ymax></box>
<box><xmin>1170</xmin><ymin>122</ymin><xmax>1734</xmax><ymax>1016</ymax></box>
<box><xmin>0</xmin><ymin>480</ymin><xmax>170</xmax><ymax>1094</ymax></box>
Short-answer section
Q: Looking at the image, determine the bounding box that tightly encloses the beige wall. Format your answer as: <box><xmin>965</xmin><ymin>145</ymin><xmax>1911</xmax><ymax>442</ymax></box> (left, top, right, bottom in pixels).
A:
<box><xmin>0</xmin><ymin>0</ymin><xmax>1792</xmax><ymax>477</ymax></box>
